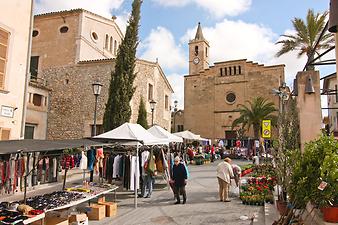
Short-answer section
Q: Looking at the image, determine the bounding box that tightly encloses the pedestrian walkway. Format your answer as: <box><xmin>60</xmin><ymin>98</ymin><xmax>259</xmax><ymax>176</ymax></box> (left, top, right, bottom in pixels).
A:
<box><xmin>93</xmin><ymin>159</ymin><xmax>264</xmax><ymax>225</ymax></box>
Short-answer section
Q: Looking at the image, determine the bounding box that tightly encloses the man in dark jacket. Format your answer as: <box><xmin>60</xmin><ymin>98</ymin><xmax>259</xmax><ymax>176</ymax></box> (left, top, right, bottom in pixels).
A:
<box><xmin>172</xmin><ymin>156</ymin><xmax>187</xmax><ymax>204</ymax></box>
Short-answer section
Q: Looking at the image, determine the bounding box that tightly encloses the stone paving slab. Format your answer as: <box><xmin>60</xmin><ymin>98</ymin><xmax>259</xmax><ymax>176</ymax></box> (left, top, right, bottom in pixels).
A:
<box><xmin>91</xmin><ymin>160</ymin><xmax>264</xmax><ymax>225</ymax></box>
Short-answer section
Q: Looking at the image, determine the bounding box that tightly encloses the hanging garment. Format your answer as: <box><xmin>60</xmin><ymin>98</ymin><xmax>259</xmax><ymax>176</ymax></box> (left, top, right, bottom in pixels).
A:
<box><xmin>123</xmin><ymin>155</ymin><xmax>130</xmax><ymax>189</ymax></box>
<box><xmin>113</xmin><ymin>155</ymin><xmax>122</xmax><ymax>178</ymax></box>
<box><xmin>141</xmin><ymin>151</ymin><xmax>149</xmax><ymax>176</ymax></box>
<box><xmin>79</xmin><ymin>151</ymin><xmax>88</xmax><ymax>170</ymax></box>
<box><xmin>130</xmin><ymin>156</ymin><xmax>140</xmax><ymax>191</ymax></box>
<box><xmin>87</xmin><ymin>149</ymin><xmax>95</xmax><ymax>171</ymax></box>
<box><xmin>52</xmin><ymin>158</ymin><xmax>57</xmax><ymax>179</ymax></box>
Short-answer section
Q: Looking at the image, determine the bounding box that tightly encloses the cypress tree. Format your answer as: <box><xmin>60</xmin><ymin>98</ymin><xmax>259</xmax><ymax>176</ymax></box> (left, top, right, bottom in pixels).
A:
<box><xmin>137</xmin><ymin>97</ymin><xmax>148</xmax><ymax>129</ymax></box>
<box><xmin>103</xmin><ymin>0</ymin><xmax>142</xmax><ymax>131</ymax></box>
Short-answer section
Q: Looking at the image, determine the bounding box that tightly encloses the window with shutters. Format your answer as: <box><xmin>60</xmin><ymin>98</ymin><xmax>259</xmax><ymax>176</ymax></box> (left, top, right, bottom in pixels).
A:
<box><xmin>0</xmin><ymin>27</ymin><xmax>9</xmax><ymax>90</ymax></box>
<box><xmin>24</xmin><ymin>125</ymin><xmax>35</xmax><ymax>139</ymax></box>
<box><xmin>0</xmin><ymin>128</ymin><xmax>10</xmax><ymax>140</ymax></box>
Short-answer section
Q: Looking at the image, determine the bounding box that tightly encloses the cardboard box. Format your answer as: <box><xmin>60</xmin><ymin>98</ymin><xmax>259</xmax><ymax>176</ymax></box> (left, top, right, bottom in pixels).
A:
<box><xmin>69</xmin><ymin>218</ymin><xmax>88</xmax><ymax>225</ymax></box>
<box><xmin>69</xmin><ymin>214</ymin><xmax>87</xmax><ymax>223</ymax></box>
<box><xmin>45</xmin><ymin>216</ymin><xmax>69</xmax><ymax>225</ymax></box>
<box><xmin>87</xmin><ymin>204</ymin><xmax>105</xmax><ymax>221</ymax></box>
<box><xmin>98</xmin><ymin>202</ymin><xmax>117</xmax><ymax>217</ymax></box>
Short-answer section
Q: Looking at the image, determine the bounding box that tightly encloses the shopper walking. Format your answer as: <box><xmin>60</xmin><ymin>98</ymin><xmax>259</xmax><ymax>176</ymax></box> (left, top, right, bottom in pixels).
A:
<box><xmin>216</xmin><ymin>157</ymin><xmax>234</xmax><ymax>202</ymax></box>
<box><xmin>172</xmin><ymin>156</ymin><xmax>187</xmax><ymax>204</ymax></box>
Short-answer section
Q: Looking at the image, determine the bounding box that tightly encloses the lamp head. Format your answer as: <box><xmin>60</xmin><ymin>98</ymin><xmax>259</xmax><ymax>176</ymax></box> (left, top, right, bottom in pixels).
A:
<box><xmin>92</xmin><ymin>81</ymin><xmax>103</xmax><ymax>96</ymax></box>
<box><xmin>150</xmin><ymin>99</ymin><xmax>157</xmax><ymax>110</ymax></box>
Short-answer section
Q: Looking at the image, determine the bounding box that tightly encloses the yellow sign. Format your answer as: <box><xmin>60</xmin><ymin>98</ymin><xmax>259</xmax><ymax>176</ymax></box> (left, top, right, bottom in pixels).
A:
<box><xmin>262</xmin><ymin>120</ymin><xmax>271</xmax><ymax>138</ymax></box>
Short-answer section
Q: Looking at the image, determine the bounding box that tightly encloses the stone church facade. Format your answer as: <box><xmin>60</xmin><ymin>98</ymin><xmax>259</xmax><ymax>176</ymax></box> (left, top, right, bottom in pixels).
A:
<box><xmin>30</xmin><ymin>9</ymin><xmax>173</xmax><ymax>140</ymax></box>
<box><xmin>184</xmin><ymin>23</ymin><xmax>284</xmax><ymax>142</ymax></box>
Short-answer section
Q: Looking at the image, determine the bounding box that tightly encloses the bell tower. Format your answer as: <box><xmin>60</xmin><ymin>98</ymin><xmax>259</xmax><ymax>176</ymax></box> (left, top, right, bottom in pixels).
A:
<box><xmin>189</xmin><ymin>22</ymin><xmax>210</xmax><ymax>75</ymax></box>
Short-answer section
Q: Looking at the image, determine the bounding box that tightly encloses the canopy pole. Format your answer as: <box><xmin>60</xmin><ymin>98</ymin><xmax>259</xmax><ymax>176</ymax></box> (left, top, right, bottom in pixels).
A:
<box><xmin>62</xmin><ymin>168</ymin><xmax>68</xmax><ymax>190</ymax></box>
<box><xmin>134</xmin><ymin>144</ymin><xmax>139</xmax><ymax>208</ymax></box>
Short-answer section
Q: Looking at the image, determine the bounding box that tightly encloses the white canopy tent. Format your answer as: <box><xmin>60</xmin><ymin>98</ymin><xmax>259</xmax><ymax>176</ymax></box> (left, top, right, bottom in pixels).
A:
<box><xmin>148</xmin><ymin>125</ymin><xmax>183</xmax><ymax>143</ymax></box>
<box><xmin>94</xmin><ymin>123</ymin><xmax>169</xmax><ymax>146</ymax></box>
<box><xmin>173</xmin><ymin>130</ymin><xmax>201</xmax><ymax>140</ymax></box>
<box><xmin>93</xmin><ymin>123</ymin><xmax>168</xmax><ymax>208</ymax></box>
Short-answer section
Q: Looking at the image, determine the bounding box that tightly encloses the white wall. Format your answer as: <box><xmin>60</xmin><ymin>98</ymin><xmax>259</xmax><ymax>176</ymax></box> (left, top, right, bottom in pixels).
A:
<box><xmin>78</xmin><ymin>12</ymin><xmax>123</xmax><ymax>62</ymax></box>
<box><xmin>0</xmin><ymin>0</ymin><xmax>32</xmax><ymax>140</ymax></box>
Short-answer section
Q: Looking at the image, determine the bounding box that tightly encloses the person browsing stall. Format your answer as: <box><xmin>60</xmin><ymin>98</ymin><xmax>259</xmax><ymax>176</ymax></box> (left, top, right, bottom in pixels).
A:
<box><xmin>216</xmin><ymin>157</ymin><xmax>234</xmax><ymax>202</ymax></box>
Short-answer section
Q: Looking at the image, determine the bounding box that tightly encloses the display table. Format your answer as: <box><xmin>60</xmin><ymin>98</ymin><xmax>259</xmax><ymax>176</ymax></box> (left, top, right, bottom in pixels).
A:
<box><xmin>45</xmin><ymin>185</ymin><xmax>118</xmax><ymax>212</ymax></box>
<box><xmin>23</xmin><ymin>213</ymin><xmax>45</xmax><ymax>225</ymax></box>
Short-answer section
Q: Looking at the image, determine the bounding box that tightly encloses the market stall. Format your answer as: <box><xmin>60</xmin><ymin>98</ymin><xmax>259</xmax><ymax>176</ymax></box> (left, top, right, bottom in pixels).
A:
<box><xmin>94</xmin><ymin>122</ymin><xmax>169</xmax><ymax>208</ymax></box>
<box><xmin>0</xmin><ymin>138</ymin><xmax>106</xmax><ymax>224</ymax></box>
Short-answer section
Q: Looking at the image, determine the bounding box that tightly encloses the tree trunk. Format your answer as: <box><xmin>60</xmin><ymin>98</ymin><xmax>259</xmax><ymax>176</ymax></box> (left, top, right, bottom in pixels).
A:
<box><xmin>253</xmin><ymin>124</ymin><xmax>260</xmax><ymax>139</ymax></box>
<box><xmin>305</xmin><ymin>53</ymin><xmax>315</xmax><ymax>71</ymax></box>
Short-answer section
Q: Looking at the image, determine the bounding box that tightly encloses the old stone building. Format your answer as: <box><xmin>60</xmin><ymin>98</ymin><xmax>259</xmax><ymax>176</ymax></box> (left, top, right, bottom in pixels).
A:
<box><xmin>30</xmin><ymin>9</ymin><xmax>173</xmax><ymax>140</ymax></box>
<box><xmin>184</xmin><ymin>23</ymin><xmax>284</xmax><ymax>143</ymax></box>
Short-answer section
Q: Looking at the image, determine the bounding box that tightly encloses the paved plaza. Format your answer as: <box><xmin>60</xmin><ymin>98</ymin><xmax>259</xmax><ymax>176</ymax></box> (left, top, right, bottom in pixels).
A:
<box><xmin>93</xmin><ymin>159</ymin><xmax>264</xmax><ymax>225</ymax></box>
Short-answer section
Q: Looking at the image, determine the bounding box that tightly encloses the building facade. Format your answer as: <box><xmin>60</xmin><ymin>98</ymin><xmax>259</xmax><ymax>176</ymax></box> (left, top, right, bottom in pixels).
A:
<box><xmin>171</xmin><ymin>109</ymin><xmax>184</xmax><ymax>133</ymax></box>
<box><xmin>184</xmin><ymin>23</ymin><xmax>284</xmax><ymax>143</ymax></box>
<box><xmin>30</xmin><ymin>9</ymin><xmax>173</xmax><ymax>140</ymax></box>
<box><xmin>322</xmin><ymin>73</ymin><xmax>338</xmax><ymax>137</ymax></box>
<box><xmin>0</xmin><ymin>1</ymin><xmax>33</xmax><ymax>140</ymax></box>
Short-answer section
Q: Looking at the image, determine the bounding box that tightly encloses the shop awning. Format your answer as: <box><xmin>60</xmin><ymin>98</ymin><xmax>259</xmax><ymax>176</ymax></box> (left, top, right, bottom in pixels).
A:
<box><xmin>0</xmin><ymin>139</ymin><xmax>103</xmax><ymax>155</ymax></box>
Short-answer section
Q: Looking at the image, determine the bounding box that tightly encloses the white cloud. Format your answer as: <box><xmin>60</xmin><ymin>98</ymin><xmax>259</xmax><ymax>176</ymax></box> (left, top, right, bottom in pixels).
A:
<box><xmin>151</xmin><ymin>0</ymin><xmax>251</xmax><ymax>18</ymax></box>
<box><xmin>34</xmin><ymin>0</ymin><xmax>124</xmax><ymax>18</ymax></box>
<box><xmin>152</xmin><ymin>0</ymin><xmax>190</xmax><ymax>7</ymax></box>
<box><xmin>167</xmin><ymin>74</ymin><xmax>185</xmax><ymax>109</ymax></box>
<box><xmin>140</xmin><ymin>27</ymin><xmax>187</xmax><ymax>72</ymax></box>
<box><xmin>195</xmin><ymin>0</ymin><xmax>251</xmax><ymax>18</ymax></box>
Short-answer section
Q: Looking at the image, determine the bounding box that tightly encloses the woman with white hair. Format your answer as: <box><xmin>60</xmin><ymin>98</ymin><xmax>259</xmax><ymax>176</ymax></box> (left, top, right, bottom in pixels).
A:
<box><xmin>172</xmin><ymin>156</ymin><xmax>187</xmax><ymax>204</ymax></box>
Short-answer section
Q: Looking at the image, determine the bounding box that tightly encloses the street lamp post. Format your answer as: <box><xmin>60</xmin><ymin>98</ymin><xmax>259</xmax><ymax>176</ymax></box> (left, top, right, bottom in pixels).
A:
<box><xmin>150</xmin><ymin>99</ymin><xmax>156</xmax><ymax>126</ymax></box>
<box><xmin>173</xmin><ymin>100</ymin><xmax>178</xmax><ymax>132</ymax></box>
<box><xmin>92</xmin><ymin>81</ymin><xmax>102</xmax><ymax>136</ymax></box>
<box><xmin>90</xmin><ymin>81</ymin><xmax>102</xmax><ymax>182</ymax></box>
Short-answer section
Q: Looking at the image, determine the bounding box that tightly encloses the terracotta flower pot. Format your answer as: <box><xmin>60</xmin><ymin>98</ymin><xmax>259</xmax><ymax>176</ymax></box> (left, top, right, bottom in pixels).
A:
<box><xmin>322</xmin><ymin>206</ymin><xmax>338</xmax><ymax>223</ymax></box>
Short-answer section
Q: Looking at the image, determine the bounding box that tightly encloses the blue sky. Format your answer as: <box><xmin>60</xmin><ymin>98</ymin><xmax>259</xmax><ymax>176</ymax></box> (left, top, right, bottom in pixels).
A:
<box><xmin>35</xmin><ymin>0</ymin><xmax>335</xmax><ymax>110</ymax></box>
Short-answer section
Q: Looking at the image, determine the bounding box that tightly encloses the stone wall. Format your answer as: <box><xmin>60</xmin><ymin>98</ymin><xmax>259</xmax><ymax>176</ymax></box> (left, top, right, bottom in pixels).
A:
<box><xmin>41</xmin><ymin>59</ymin><xmax>172</xmax><ymax>140</ymax></box>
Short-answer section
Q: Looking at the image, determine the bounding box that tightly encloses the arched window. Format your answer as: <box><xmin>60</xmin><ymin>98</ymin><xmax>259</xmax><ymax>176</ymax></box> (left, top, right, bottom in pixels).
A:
<box><xmin>110</xmin><ymin>37</ymin><xmax>113</xmax><ymax>52</ymax></box>
<box><xmin>205</xmin><ymin>47</ymin><xmax>208</xmax><ymax>57</ymax></box>
<box><xmin>114</xmin><ymin>40</ymin><xmax>117</xmax><ymax>55</ymax></box>
<box><xmin>105</xmin><ymin>34</ymin><xmax>109</xmax><ymax>49</ymax></box>
<box><xmin>238</xmin><ymin>66</ymin><xmax>242</xmax><ymax>74</ymax></box>
<box><xmin>194</xmin><ymin>46</ymin><xmax>199</xmax><ymax>56</ymax></box>
<box><xmin>233</xmin><ymin>66</ymin><xmax>237</xmax><ymax>75</ymax></box>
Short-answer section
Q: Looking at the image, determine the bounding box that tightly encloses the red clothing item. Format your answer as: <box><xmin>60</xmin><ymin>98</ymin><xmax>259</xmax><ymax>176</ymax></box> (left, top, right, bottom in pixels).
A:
<box><xmin>211</xmin><ymin>146</ymin><xmax>215</xmax><ymax>154</ymax></box>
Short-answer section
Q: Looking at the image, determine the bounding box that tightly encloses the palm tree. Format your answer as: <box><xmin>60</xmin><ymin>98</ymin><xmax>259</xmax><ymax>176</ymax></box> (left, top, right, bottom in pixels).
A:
<box><xmin>276</xmin><ymin>9</ymin><xmax>334</xmax><ymax>70</ymax></box>
<box><xmin>232</xmin><ymin>97</ymin><xmax>278</xmax><ymax>139</ymax></box>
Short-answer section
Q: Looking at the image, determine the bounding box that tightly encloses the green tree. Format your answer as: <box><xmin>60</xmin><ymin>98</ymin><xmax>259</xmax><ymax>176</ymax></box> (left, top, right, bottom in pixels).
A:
<box><xmin>103</xmin><ymin>0</ymin><xmax>142</xmax><ymax>131</ymax></box>
<box><xmin>137</xmin><ymin>97</ymin><xmax>148</xmax><ymax>129</ymax></box>
<box><xmin>276</xmin><ymin>9</ymin><xmax>334</xmax><ymax>70</ymax></box>
<box><xmin>232</xmin><ymin>97</ymin><xmax>277</xmax><ymax>139</ymax></box>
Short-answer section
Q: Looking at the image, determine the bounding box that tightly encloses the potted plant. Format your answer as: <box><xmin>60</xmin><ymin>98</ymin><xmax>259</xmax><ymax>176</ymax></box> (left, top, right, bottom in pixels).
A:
<box><xmin>316</xmin><ymin>136</ymin><xmax>338</xmax><ymax>223</ymax></box>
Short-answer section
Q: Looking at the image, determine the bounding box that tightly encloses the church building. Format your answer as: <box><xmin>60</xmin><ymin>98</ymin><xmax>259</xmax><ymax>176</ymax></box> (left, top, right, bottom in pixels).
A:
<box><xmin>184</xmin><ymin>23</ymin><xmax>284</xmax><ymax>144</ymax></box>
